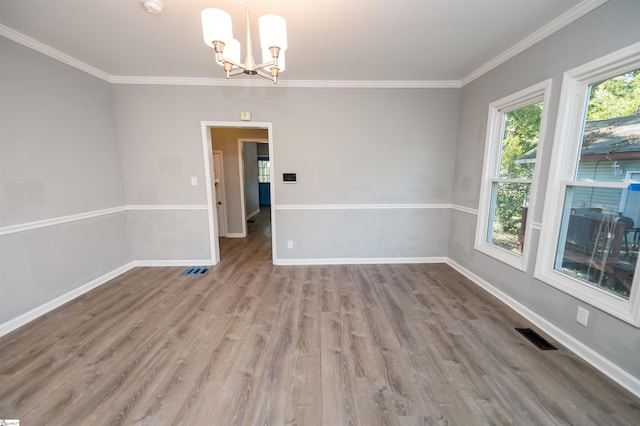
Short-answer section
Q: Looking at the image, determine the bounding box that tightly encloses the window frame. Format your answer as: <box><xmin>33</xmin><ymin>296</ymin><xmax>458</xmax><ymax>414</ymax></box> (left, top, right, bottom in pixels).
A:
<box><xmin>475</xmin><ymin>80</ymin><xmax>551</xmax><ymax>271</ymax></box>
<box><xmin>257</xmin><ymin>156</ymin><xmax>270</xmax><ymax>183</ymax></box>
<box><xmin>535</xmin><ymin>41</ymin><xmax>640</xmax><ymax>327</ymax></box>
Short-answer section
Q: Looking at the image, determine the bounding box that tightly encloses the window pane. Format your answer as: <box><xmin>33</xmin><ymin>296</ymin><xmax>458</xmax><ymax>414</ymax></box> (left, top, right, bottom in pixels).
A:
<box><xmin>556</xmin><ymin>185</ymin><xmax>636</xmax><ymax>299</ymax></box>
<box><xmin>258</xmin><ymin>159</ymin><xmax>270</xmax><ymax>183</ymax></box>
<box><xmin>488</xmin><ymin>182</ymin><xmax>531</xmax><ymax>254</ymax></box>
<box><xmin>576</xmin><ymin>69</ymin><xmax>640</xmax><ymax>182</ymax></box>
<box><xmin>499</xmin><ymin>103</ymin><xmax>543</xmax><ymax>179</ymax></box>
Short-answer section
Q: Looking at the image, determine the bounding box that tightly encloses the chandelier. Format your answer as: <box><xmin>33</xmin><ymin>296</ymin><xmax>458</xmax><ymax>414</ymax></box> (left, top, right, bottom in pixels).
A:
<box><xmin>201</xmin><ymin>4</ymin><xmax>287</xmax><ymax>83</ymax></box>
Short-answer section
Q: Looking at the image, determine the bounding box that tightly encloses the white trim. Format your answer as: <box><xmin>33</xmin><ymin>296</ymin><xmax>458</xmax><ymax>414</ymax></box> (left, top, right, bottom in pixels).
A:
<box><xmin>270</xmin><ymin>80</ymin><xmax>461</xmax><ymax>89</ymax></box>
<box><xmin>126</xmin><ymin>204</ymin><xmax>207</xmax><ymax>210</ymax></box>
<box><xmin>201</xmin><ymin>121</ymin><xmax>277</xmax><ymax>263</ymax></box>
<box><xmin>110</xmin><ymin>76</ymin><xmax>461</xmax><ymax>89</ymax></box>
<box><xmin>0</xmin><ymin>206</ymin><xmax>126</xmax><ymax>236</ymax></box>
<box><xmin>0</xmin><ymin>205</ymin><xmax>211</xmax><ymax>237</ymax></box>
<box><xmin>132</xmin><ymin>259</ymin><xmax>213</xmax><ymax>267</ymax></box>
<box><xmin>451</xmin><ymin>204</ymin><xmax>479</xmax><ymax>215</ymax></box>
<box><xmin>531</xmin><ymin>221</ymin><xmax>542</xmax><ymax>230</ymax></box>
<box><xmin>446</xmin><ymin>258</ymin><xmax>640</xmax><ymax>399</ymax></box>
<box><xmin>474</xmin><ymin>79</ymin><xmax>552</xmax><ymax>272</ymax></box>
<box><xmin>238</xmin><ymin>138</ymin><xmax>269</xmax><ymax>238</ymax></box>
<box><xmin>0</xmin><ymin>203</ymin><xmax>464</xmax><ymax>237</ymax></box>
<box><xmin>565</xmin><ymin>180</ymin><xmax>633</xmax><ymax>189</ymax></box>
<box><xmin>268</xmin><ymin>128</ymin><xmax>277</xmax><ymax>261</ymax></box>
<box><xmin>202</xmin><ymin>123</ymin><xmax>220</xmax><ymax>264</ymax></box>
<box><xmin>535</xmin><ymin>40</ymin><xmax>640</xmax><ymax>327</ymax></box>
<box><xmin>225</xmin><ymin>233</ymin><xmax>245</xmax><ymax>238</ymax></box>
<box><xmin>212</xmin><ymin>150</ymin><xmax>228</xmax><ymax>237</ymax></box>
<box><xmin>275</xmin><ymin>203</ymin><xmax>450</xmax><ymax>210</ymax></box>
<box><xmin>0</xmin><ymin>24</ymin><xmax>111</xmax><ymax>82</ymax></box>
<box><xmin>246</xmin><ymin>209</ymin><xmax>261</xmax><ymax>220</ymax></box>
<box><xmin>461</xmin><ymin>0</ymin><xmax>608</xmax><ymax>86</ymax></box>
<box><xmin>0</xmin><ymin>262</ymin><xmax>136</xmax><ymax>337</ymax></box>
<box><xmin>275</xmin><ymin>257</ymin><xmax>447</xmax><ymax>266</ymax></box>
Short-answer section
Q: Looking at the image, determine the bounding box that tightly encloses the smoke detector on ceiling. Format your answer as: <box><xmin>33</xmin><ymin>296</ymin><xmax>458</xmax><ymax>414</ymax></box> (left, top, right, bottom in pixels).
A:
<box><xmin>143</xmin><ymin>0</ymin><xmax>164</xmax><ymax>15</ymax></box>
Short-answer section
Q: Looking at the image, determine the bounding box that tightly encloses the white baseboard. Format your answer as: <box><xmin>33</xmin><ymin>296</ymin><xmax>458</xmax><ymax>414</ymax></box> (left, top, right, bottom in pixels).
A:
<box><xmin>225</xmin><ymin>233</ymin><xmax>246</xmax><ymax>238</ymax></box>
<box><xmin>275</xmin><ymin>257</ymin><xmax>447</xmax><ymax>266</ymax></box>
<box><xmin>0</xmin><ymin>262</ymin><xmax>136</xmax><ymax>338</ymax></box>
<box><xmin>246</xmin><ymin>209</ymin><xmax>261</xmax><ymax>220</ymax></box>
<box><xmin>446</xmin><ymin>258</ymin><xmax>640</xmax><ymax>399</ymax></box>
<box><xmin>132</xmin><ymin>259</ymin><xmax>214</xmax><ymax>267</ymax></box>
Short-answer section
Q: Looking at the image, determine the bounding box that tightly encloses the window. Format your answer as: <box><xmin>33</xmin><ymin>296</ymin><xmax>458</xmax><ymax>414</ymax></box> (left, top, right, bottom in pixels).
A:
<box><xmin>258</xmin><ymin>157</ymin><xmax>270</xmax><ymax>183</ymax></box>
<box><xmin>536</xmin><ymin>41</ymin><xmax>640</xmax><ymax>326</ymax></box>
<box><xmin>475</xmin><ymin>81</ymin><xmax>551</xmax><ymax>271</ymax></box>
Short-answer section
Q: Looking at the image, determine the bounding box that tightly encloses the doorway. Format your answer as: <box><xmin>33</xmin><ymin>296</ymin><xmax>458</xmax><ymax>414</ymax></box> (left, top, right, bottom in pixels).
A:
<box><xmin>238</xmin><ymin>138</ymin><xmax>269</xmax><ymax>237</ymax></box>
<box><xmin>201</xmin><ymin>121</ymin><xmax>276</xmax><ymax>265</ymax></box>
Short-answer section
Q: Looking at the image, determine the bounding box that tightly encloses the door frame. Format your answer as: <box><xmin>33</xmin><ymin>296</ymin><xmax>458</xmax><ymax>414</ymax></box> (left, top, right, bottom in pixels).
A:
<box><xmin>201</xmin><ymin>121</ymin><xmax>276</xmax><ymax>264</ymax></box>
<box><xmin>238</xmin><ymin>138</ymin><xmax>268</xmax><ymax>237</ymax></box>
<box><xmin>212</xmin><ymin>150</ymin><xmax>228</xmax><ymax>237</ymax></box>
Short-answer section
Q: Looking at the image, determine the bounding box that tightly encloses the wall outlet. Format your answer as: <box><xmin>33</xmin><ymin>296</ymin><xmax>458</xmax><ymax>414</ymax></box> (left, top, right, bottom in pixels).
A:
<box><xmin>576</xmin><ymin>306</ymin><xmax>589</xmax><ymax>327</ymax></box>
<box><xmin>191</xmin><ymin>176</ymin><xmax>198</xmax><ymax>186</ymax></box>
<box><xmin>287</xmin><ymin>240</ymin><xmax>293</xmax><ymax>249</ymax></box>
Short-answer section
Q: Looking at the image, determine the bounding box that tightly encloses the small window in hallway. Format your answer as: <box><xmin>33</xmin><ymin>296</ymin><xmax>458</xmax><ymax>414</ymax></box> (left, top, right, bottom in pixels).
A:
<box><xmin>258</xmin><ymin>157</ymin><xmax>270</xmax><ymax>183</ymax></box>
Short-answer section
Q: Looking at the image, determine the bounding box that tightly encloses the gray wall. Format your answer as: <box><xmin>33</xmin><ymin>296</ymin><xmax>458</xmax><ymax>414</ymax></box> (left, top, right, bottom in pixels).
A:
<box><xmin>243</xmin><ymin>142</ymin><xmax>260</xmax><ymax>219</ymax></box>
<box><xmin>449</xmin><ymin>0</ymin><xmax>640</xmax><ymax>380</ymax></box>
<box><xmin>276</xmin><ymin>208</ymin><xmax>449</xmax><ymax>260</ymax></box>
<box><xmin>112</xmin><ymin>85</ymin><xmax>461</xmax><ymax>261</ymax></box>
<box><xmin>127</xmin><ymin>209</ymin><xmax>210</xmax><ymax>260</ymax></box>
<box><xmin>0</xmin><ymin>37</ymin><xmax>129</xmax><ymax>324</ymax></box>
<box><xmin>257</xmin><ymin>142</ymin><xmax>269</xmax><ymax>157</ymax></box>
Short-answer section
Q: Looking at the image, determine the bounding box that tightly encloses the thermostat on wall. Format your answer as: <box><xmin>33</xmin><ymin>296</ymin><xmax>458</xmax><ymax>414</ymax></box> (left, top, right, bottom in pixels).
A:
<box><xmin>283</xmin><ymin>173</ymin><xmax>297</xmax><ymax>183</ymax></box>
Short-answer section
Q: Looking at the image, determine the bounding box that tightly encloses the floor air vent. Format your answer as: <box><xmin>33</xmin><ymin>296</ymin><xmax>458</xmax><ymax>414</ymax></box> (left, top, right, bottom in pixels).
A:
<box><xmin>515</xmin><ymin>328</ymin><xmax>557</xmax><ymax>350</ymax></box>
<box><xmin>182</xmin><ymin>266</ymin><xmax>208</xmax><ymax>276</ymax></box>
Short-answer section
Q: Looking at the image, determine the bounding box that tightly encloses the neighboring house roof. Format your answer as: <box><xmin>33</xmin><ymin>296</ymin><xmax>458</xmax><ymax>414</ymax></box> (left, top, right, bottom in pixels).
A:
<box><xmin>516</xmin><ymin>111</ymin><xmax>640</xmax><ymax>163</ymax></box>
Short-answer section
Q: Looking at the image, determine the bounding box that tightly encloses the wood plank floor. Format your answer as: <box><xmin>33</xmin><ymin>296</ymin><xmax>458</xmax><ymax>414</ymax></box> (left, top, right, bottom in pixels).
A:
<box><xmin>1</xmin><ymin>207</ymin><xmax>639</xmax><ymax>425</ymax></box>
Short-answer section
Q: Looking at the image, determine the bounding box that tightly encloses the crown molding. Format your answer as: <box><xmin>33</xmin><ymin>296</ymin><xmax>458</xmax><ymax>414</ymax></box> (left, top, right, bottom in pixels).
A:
<box><xmin>461</xmin><ymin>0</ymin><xmax>608</xmax><ymax>86</ymax></box>
<box><xmin>274</xmin><ymin>203</ymin><xmax>452</xmax><ymax>210</ymax></box>
<box><xmin>110</xmin><ymin>75</ymin><xmax>461</xmax><ymax>89</ymax></box>
<box><xmin>0</xmin><ymin>24</ymin><xmax>111</xmax><ymax>82</ymax></box>
<box><xmin>274</xmin><ymin>80</ymin><xmax>461</xmax><ymax>89</ymax></box>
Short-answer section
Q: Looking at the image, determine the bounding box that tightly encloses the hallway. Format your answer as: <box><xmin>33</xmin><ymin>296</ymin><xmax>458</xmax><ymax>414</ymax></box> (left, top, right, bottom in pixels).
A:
<box><xmin>219</xmin><ymin>205</ymin><xmax>272</xmax><ymax>263</ymax></box>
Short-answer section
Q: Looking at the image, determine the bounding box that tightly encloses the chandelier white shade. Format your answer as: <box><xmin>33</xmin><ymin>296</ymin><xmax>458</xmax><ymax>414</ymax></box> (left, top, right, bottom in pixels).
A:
<box><xmin>201</xmin><ymin>8</ymin><xmax>233</xmax><ymax>47</ymax></box>
<box><xmin>201</xmin><ymin>6</ymin><xmax>287</xmax><ymax>83</ymax></box>
<box><xmin>259</xmin><ymin>15</ymin><xmax>287</xmax><ymax>51</ymax></box>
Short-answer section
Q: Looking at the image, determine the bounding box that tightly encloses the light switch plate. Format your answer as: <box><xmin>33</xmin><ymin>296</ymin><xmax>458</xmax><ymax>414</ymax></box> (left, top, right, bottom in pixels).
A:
<box><xmin>191</xmin><ymin>176</ymin><xmax>198</xmax><ymax>186</ymax></box>
<box><xmin>576</xmin><ymin>306</ymin><xmax>589</xmax><ymax>327</ymax></box>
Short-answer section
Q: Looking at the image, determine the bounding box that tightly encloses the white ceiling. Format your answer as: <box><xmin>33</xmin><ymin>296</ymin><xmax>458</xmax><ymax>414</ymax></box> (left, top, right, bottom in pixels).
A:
<box><xmin>0</xmin><ymin>0</ymin><xmax>597</xmax><ymax>85</ymax></box>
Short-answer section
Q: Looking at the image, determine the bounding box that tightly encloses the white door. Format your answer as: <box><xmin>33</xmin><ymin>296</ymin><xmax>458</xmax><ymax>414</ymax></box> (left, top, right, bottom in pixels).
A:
<box><xmin>213</xmin><ymin>150</ymin><xmax>227</xmax><ymax>237</ymax></box>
